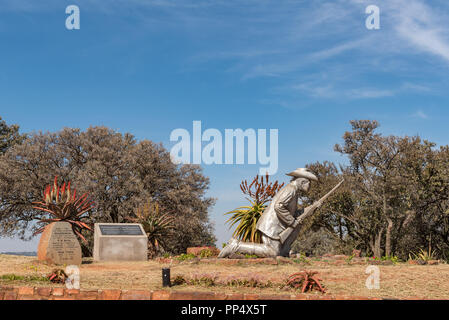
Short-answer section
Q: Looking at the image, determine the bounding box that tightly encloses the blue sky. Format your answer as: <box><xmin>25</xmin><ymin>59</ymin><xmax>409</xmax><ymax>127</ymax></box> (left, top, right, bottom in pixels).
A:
<box><xmin>1</xmin><ymin>0</ymin><xmax>449</xmax><ymax>251</ymax></box>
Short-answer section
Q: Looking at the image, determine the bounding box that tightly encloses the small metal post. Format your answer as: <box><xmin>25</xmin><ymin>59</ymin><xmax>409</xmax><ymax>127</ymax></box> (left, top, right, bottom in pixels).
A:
<box><xmin>162</xmin><ymin>268</ymin><xmax>171</xmax><ymax>287</ymax></box>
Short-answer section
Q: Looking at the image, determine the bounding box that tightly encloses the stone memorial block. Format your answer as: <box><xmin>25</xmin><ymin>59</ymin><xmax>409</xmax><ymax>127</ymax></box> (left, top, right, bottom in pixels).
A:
<box><xmin>93</xmin><ymin>223</ymin><xmax>148</xmax><ymax>261</ymax></box>
<box><xmin>37</xmin><ymin>222</ymin><xmax>82</xmax><ymax>265</ymax></box>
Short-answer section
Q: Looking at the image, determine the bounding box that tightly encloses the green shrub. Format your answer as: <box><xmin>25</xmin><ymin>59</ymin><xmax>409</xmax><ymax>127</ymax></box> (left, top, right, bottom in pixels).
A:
<box><xmin>291</xmin><ymin>228</ymin><xmax>340</xmax><ymax>257</ymax></box>
<box><xmin>226</xmin><ymin>278</ymin><xmax>273</xmax><ymax>288</ymax></box>
<box><xmin>199</xmin><ymin>249</ymin><xmax>214</xmax><ymax>258</ymax></box>
<box><xmin>188</xmin><ymin>274</ymin><xmax>217</xmax><ymax>287</ymax></box>
<box><xmin>293</xmin><ymin>252</ymin><xmax>311</xmax><ymax>265</ymax></box>
<box><xmin>0</xmin><ymin>274</ymin><xmax>49</xmax><ymax>282</ymax></box>
<box><xmin>409</xmin><ymin>248</ymin><xmax>436</xmax><ymax>262</ymax></box>
<box><xmin>381</xmin><ymin>255</ymin><xmax>400</xmax><ymax>264</ymax></box>
<box><xmin>172</xmin><ymin>275</ymin><xmax>187</xmax><ymax>286</ymax></box>
<box><xmin>345</xmin><ymin>254</ymin><xmax>355</xmax><ymax>264</ymax></box>
<box><xmin>175</xmin><ymin>253</ymin><xmax>197</xmax><ymax>261</ymax></box>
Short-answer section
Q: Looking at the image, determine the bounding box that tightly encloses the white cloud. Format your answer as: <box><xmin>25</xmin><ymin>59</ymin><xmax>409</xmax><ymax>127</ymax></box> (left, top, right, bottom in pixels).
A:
<box><xmin>4</xmin><ymin>0</ymin><xmax>449</xmax><ymax>105</ymax></box>
<box><xmin>308</xmin><ymin>39</ymin><xmax>368</xmax><ymax>61</ymax></box>
<box><xmin>347</xmin><ymin>88</ymin><xmax>395</xmax><ymax>99</ymax></box>
<box><xmin>292</xmin><ymin>83</ymin><xmax>337</xmax><ymax>99</ymax></box>
<box><xmin>391</xmin><ymin>0</ymin><xmax>449</xmax><ymax>63</ymax></box>
<box><xmin>411</xmin><ymin>110</ymin><xmax>429</xmax><ymax>119</ymax></box>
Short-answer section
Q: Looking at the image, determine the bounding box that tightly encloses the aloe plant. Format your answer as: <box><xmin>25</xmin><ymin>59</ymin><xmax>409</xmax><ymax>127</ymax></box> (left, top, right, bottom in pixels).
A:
<box><xmin>225</xmin><ymin>200</ymin><xmax>266</xmax><ymax>243</ymax></box>
<box><xmin>47</xmin><ymin>268</ymin><xmax>68</xmax><ymax>283</ymax></box>
<box><xmin>32</xmin><ymin>176</ymin><xmax>94</xmax><ymax>243</ymax></box>
<box><xmin>127</xmin><ymin>200</ymin><xmax>174</xmax><ymax>257</ymax></box>
<box><xmin>225</xmin><ymin>174</ymin><xmax>283</xmax><ymax>243</ymax></box>
<box><xmin>409</xmin><ymin>248</ymin><xmax>437</xmax><ymax>262</ymax></box>
<box><xmin>286</xmin><ymin>270</ymin><xmax>326</xmax><ymax>293</ymax></box>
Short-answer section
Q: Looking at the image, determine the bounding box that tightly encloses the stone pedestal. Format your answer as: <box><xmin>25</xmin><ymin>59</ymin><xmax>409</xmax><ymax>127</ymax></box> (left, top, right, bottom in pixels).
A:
<box><xmin>37</xmin><ymin>222</ymin><xmax>82</xmax><ymax>265</ymax></box>
<box><xmin>93</xmin><ymin>223</ymin><xmax>148</xmax><ymax>261</ymax></box>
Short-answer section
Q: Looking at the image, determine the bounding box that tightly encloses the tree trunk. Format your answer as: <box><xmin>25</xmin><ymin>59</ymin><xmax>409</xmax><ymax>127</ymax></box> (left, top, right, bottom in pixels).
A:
<box><xmin>385</xmin><ymin>217</ymin><xmax>393</xmax><ymax>257</ymax></box>
<box><xmin>382</xmin><ymin>187</ymin><xmax>393</xmax><ymax>257</ymax></box>
<box><xmin>338</xmin><ymin>217</ymin><xmax>343</xmax><ymax>240</ymax></box>
<box><xmin>374</xmin><ymin>229</ymin><xmax>383</xmax><ymax>258</ymax></box>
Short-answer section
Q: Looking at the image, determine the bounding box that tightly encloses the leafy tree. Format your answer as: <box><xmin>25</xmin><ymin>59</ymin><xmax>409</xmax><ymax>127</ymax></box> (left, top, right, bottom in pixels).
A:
<box><xmin>294</xmin><ymin>120</ymin><xmax>449</xmax><ymax>260</ymax></box>
<box><xmin>0</xmin><ymin>126</ymin><xmax>215</xmax><ymax>255</ymax></box>
<box><xmin>0</xmin><ymin>116</ymin><xmax>25</xmax><ymax>154</ymax></box>
<box><xmin>292</xmin><ymin>161</ymin><xmax>364</xmax><ymax>256</ymax></box>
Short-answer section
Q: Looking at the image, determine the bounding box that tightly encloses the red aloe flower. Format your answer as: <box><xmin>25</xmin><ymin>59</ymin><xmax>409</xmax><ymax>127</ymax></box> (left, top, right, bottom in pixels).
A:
<box><xmin>32</xmin><ymin>176</ymin><xmax>95</xmax><ymax>243</ymax></box>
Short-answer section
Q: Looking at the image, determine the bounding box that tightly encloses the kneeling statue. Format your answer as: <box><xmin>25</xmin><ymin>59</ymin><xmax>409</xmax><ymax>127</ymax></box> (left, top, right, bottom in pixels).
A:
<box><xmin>218</xmin><ymin>168</ymin><xmax>343</xmax><ymax>258</ymax></box>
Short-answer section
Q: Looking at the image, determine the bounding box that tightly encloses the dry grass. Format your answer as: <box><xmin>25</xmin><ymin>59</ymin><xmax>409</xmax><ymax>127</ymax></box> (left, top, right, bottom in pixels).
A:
<box><xmin>1</xmin><ymin>254</ymin><xmax>449</xmax><ymax>299</ymax></box>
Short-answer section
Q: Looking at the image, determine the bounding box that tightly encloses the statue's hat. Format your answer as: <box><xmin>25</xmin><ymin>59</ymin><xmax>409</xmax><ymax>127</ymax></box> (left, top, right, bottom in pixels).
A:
<box><xmin>286</xmin><ymin>168</ymin><xmax>318</xmax><ymax>181</ymax></box>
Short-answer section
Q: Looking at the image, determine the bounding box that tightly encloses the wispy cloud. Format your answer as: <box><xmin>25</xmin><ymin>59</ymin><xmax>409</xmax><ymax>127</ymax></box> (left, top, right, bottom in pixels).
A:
<box><xmin>180</xmin><ymin>0</ymin><xmax>449</xmax><ymax>105</ymax></box>
<box><xmin>348</xmin><ymin>88</ymin><xmax>395</xmax><ymax>99</ymax></box>
<box><xmin>390</xmin><ymin>0</ymin><xmax>449</xmax><ymax>63</ymax></box>
<box><xmin>289</xmin><ymin>79</ymin><xmax>432</xmax><ymax>101</ymax></box>
<box><xmin>3</xmin><ymin>0</ymin><xmax>448</xmax><ymax>105</ymax></box>
<box><xmin>308</xmin><ymin>39</ymin><xmax>368</xmax><ymax>62</ymax></box>
<box><xmin>411</xmin><ymin>110</ymin><xmax>429</xmax><ymax>120</ymax></box>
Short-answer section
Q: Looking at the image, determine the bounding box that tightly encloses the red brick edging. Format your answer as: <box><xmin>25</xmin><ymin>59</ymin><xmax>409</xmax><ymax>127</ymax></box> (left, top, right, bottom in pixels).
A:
<box><xmin>0</xmin><ymin>286</ymin><xmax>381</xmax><ymax>300</ymax></box>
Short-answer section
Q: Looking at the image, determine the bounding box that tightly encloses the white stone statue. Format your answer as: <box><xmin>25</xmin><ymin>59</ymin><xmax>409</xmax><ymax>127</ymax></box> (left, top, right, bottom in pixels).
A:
<box><xmin>218</xmin><ymin>168</ymin><xmax>343</xmax><ymax>258</ymax></box>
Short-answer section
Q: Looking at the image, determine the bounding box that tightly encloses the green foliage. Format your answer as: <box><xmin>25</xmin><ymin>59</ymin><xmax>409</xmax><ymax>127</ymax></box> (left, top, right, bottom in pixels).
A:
<box><xmin>293</xmin><ymin>253</ymin><xmax>311</xmax><ymax>265</ymax></box>
<box><xmin>127</xmin><ymin>199</ymin><xmax>174</xmax><ymax>258</ymax></box>
<box><xmin>0</xmin><ymin>274</ymin><xmax>49</xmax><ymax>282</ymax></box>
<box><xmin>345</xmin><ymin>254</ymin><xmax>355</xmax><ymax>264</ymax></box>
<box><xmin>226</xmin><ymin>278</ymin><xmax>273</xmax><ymax>288</ymax></box>
<box><xmin>0</xmin><ymin>126</ymin><xmax>215</xmax><ymax>255</ymax></box>
<box><xmin>188</xmin><ymin>274</ymin><xmax>217</xmax><ymax>287</ymax></box>
<box><xmin>409</xmin><ymin>248</ymin><xmax>436</xmax><ymax>262</ymax></box>
<box><xmin>289</xmin><ymin>120</ymin><xmax>449</xmax><ymax>261</ymax></box>
<box><xmin>172</xmin><ymin>275</ymin><xmax>187</xmax><ymax>286</ymax></box>
<box><xmin>365</xmin><ymin>255</ymin><xmax>400</xmax><ymax>264</ymax></box>
<box><xmin>225</xmin><ymin>201</ymin><xmax>266</xmax><ymax>243</ymax></box>
<box><xmin>225</xmin><ymin>174</ymin><xmax>283</xmax><ymax>243</ymax></box>
<box><xmin>366</xmin><ymin>256</ymin><xmax>380</xmax><ymax>262</ymax></box>
<box><xmin>381</xmin><ymin>255</ymin><xmax>400</xmax><ymax>264</ymax></box>
<box><xmin>172</xmin><ymin>273</ymin><xmax>273</xmax><ymax>289</ymax></box>
<box><xmin>292</xmin><ymin>227</ymin><xmax>339</xmax><ymax>257</ymax></box>
<box><xmin>199</xmin><ymin>249</ymin><xmax>214</xmax><ymax>258</ymax></box>
<box><xmin>175</xmin><ymin>253</ymin><xmax>197</xmax><ymax>261</ymax></box>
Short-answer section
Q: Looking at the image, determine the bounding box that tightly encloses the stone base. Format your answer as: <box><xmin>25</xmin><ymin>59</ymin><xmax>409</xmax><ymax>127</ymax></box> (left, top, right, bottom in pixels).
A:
<box><xmin>93</xmin><ymin>223</ymin><xmax>148</xmax><ymax>261</ymax></box>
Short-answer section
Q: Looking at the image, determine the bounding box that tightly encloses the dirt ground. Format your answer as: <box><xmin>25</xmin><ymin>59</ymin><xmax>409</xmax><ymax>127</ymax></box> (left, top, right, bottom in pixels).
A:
<box><xmin>1</xmin><ymin>254</ymin><xmax>448</xmax><ymax>300</ymax></box>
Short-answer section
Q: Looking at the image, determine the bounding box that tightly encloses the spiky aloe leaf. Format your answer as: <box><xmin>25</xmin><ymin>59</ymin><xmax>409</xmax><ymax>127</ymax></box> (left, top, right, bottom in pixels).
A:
<box><xmin>33</xmin><ymin>177</ymin><xmax>95</xmax><ymax>243</ymax></box>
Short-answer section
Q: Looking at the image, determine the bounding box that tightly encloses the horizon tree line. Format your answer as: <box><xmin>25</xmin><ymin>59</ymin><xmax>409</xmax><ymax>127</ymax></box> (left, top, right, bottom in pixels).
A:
<box><xmin>1</xmin><ymin>116</ymin><xmax>449</xmax><ymax>260</ymax></box>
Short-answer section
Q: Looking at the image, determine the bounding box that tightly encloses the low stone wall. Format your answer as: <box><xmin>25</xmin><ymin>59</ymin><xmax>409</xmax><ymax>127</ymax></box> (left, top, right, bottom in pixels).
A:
<box><xmin>155</xmin><ymin>256</ymin><xmax>370</xmax><ymax>266</ymax></box>
<box><xmin>0</xmin><ymin>286</ymin><xmax>380</xmax><ymax>300</ymax></box>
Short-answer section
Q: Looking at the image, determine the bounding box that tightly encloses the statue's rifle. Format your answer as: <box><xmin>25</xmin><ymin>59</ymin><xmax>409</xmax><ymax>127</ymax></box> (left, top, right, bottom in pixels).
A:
<box><xmin>278</xmin><ymin>179</ymin><xmax>345</xmax><ymax>244</ymax></box>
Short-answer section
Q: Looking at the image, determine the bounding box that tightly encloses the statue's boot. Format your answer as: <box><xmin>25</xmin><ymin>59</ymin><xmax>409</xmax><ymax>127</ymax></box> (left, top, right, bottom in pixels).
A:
<box><xmin>236</xmin><ymin>241</ymin><xmax>277</xmax><ymax>258</ymax></box>
<box><xmin>218</xmin><ymin>238</ymin><xmax>278</xmax><ymax>258</ymax></box>
<box><xmin>217</xmin><ymin>237</ymin><xmax>240</xmax><ymax>258</ymax></box>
